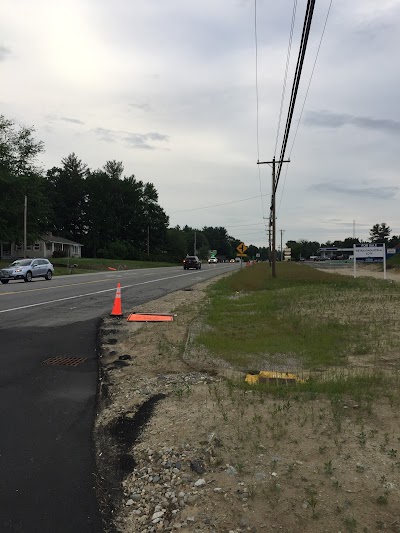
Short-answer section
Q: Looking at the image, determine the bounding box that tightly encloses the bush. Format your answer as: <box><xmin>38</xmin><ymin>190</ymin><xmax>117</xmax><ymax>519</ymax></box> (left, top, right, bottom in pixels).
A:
<box><xmin>52</xmin><ymin>250</ymin><xmax>67</xmax><ymax>258</ymax></box>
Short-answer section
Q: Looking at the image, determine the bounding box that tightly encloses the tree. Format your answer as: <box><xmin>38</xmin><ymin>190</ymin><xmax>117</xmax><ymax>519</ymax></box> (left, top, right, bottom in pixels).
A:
<box><xmin>0</xmin><ymin>115</ymin><xmax>51</xmax><ymax>243</ymax></box>
<box><xmin>202</xmin><ymin>226</ymin><xmax>233</xmax><ymax>258</ymax></box>
<box><xmin>388</xmin><ymin>235</ymin><xmax>400</xmax><ymax>248</ymax></box>
<box><xmin>369</xmin><ymin>223</ymin><xmax>391</xmax><ymax>244</ymax></box>
<box><xmin>0</xmin><ymin>115</ymin><xmax>44</xmax><ymax>177</ymax></box>
<box><xmin>84</xmin><ymin>163</ymin><xmax>169</xmax><ymax>258</ymax></box>
<box><xmin>46</xmin><ymin>153</ymin><xmax>88</xmax><ymax>242</ymax></box>
<box><xmin>181</xmin><ymin>226</ymin><xmax>209</xmax><ymax>257</ymax></box>
<box><xmin>285</xmin><ymin>239</ymin><xmax>320</xmax><ymax>261</ymax></box>
<box><xmin>165</xmin><ymin>227</ymin><xmax>187</xmax><ymax>261</ymax></box>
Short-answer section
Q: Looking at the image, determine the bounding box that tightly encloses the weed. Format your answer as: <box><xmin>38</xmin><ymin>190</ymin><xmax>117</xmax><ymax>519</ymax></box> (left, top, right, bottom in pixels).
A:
<box><xmin>331</xmin><ymin>396</ymin><xmax>344</xmax><ymax>432</ymax></box>
<box><xmin>324</xmin><ymin>460</ymin><xmax>334</xmax><ymax>476</ymax></box>
<box><xmin>388</xmin><ymin>448</ymin><xmax>397</xmax><ymax>458</ymax></box>
<box><xmin>344</xmin><ymin>516</ymin><xmax>357</xmax><ymax>532</ymax></box>
<box><xmin>357</xmin><ymin>431</ymin><xmax>367</xmax><ymax>448</ymax></box>
<box><xmin>286</xmin><ymin>463</ymin><xmax>295</xmax><ymax>478</ymax></box>
<box><xmin>356</xmin><ymin>464</ymin><xmax>365</xmax><ymax>473</ymax></box>
<box><xmin>377</xmin><ymin>493</ymin><xmax>388</xmax><ymax>505</ymax></box>
<box><xmin>306</xmin><ymin>493</ymin><xmax>318</xmax><ymax>518</ymax></box>
<box><xmin>174</xmin><ymin>384</ymin><xmax>192</xmax><ymax>399</ymax></box>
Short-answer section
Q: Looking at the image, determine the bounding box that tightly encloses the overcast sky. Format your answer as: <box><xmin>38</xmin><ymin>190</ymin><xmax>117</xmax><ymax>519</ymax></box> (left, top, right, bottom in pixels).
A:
<box><xmin>1</xmin><ymin>0</ymin><xmax>399</xmax><ymax>248</ymax></box>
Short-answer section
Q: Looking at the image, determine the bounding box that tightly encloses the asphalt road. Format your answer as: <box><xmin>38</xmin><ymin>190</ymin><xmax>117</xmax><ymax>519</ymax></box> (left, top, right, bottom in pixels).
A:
<box><xmin>0</xmin><ymin>263</ymin><xmax>238</xmax><ymax>532</ymax></box>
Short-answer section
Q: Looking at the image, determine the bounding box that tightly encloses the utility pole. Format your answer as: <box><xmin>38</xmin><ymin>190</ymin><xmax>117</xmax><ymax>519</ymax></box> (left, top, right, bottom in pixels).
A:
<box><xmin>280</xmin><ymin>229</ymin><xmax>285</xmax><ymax>261</ymax></box>
<box><xmin>194</xmin><ymin>231</ymin><xmax>197</xmax><ymax>255</ymax></box>
<box><xmin>24</xmin><ymin>195</ymin><xmax>27</xmax><ymax>258</ymax></box>
<box><xmin>257</xmin><ymin>157</ymin><xmax>290</xmax><ymax>277</ymax></box>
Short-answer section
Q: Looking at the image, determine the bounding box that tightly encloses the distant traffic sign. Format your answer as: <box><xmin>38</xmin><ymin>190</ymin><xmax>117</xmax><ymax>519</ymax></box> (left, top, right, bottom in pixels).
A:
<box><xmin>236</xmin><ymin>242</ymin><xmax>248</xmax><ymax>254</ymax></box>
<box><xmin>237</xmin><ymin>253</ymin><xmax>247</xmax><ymax>257</ymax></box>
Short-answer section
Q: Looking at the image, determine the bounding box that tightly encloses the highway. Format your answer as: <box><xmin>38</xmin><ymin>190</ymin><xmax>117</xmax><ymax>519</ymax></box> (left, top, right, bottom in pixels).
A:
<box><xmin>0</xmin><ymin>263</ymin><xmax>238</xmax><ymax>532</ymax></box>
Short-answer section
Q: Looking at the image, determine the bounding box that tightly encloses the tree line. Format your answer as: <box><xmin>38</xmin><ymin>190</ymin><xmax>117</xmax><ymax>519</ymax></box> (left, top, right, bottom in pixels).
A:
<box><xmin>287</xmin><ymin>224</ymin><xmax>400</xmax><ymax>261</ymax></box>
<box><xmin>0</xmin><ymin>115</ymin><xmax>269</xmax><ymax>261</ymax></box>
<box><xmin>2</xmin><ymin>115</ymin><xmax>397</xmax><ymax>263</ymax></box>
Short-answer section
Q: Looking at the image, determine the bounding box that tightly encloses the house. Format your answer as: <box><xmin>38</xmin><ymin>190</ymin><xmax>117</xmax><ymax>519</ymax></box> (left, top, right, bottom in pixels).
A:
<box><xmin>0</xmin><ymin>235</ymin><xmax>83</xmax><ymax>260</ymax></box>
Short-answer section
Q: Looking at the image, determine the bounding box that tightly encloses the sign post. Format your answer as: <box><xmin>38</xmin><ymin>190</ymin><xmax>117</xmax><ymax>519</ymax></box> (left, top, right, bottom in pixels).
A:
<box><xmin>236</xmin><ymin>242</ymin><xmax>248</xmax><ymax>270</ymax></box>
<box><xmin>353</xmin><ymin>243</ymin><xmax>386</xmax><ymax>279</ymax></box>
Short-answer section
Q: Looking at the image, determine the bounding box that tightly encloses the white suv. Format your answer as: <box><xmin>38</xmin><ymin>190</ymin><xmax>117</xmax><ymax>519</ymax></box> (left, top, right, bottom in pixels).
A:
<box><xmin>208</xmin><ymin>257</ymin><xmax>218</xmax><ymax>264</ymax></box>
<box><xmin>0</xmin><ymin>258</ymin><xmax>54</xmax><ymax>284</ymax></box>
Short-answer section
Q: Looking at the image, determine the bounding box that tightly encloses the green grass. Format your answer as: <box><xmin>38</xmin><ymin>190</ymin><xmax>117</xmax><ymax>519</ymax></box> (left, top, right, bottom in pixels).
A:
<box><xmin>388</xmin><ymin>252</ymin><xmax>400</xmax><ymax>267</ymax></box>
<box><xmin>0</xmin><ymin>257</ymin><xmax>177</xmax><ymax>276</ymax></box>
<box><xmin>229</xmin><ymin>371</ymin><xmax>399</xmax><ymax>403</ymax></box>
<box><xmin>196</xmin><ymin>262</ymin><xmax>400</xmax><ymax>373</ymax></box>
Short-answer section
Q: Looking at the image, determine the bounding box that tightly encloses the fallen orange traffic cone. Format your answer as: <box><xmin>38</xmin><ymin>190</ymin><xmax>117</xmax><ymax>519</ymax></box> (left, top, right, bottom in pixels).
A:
<box><xmin>110</xmin><ymin>283</ymin><xmax>123</xmax><ymax>316</ymax></box>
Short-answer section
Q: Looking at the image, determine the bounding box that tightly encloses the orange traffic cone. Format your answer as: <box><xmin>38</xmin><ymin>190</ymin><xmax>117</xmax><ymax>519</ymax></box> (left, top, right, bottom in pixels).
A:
<box><xmin>111</xmin><ymin>283</ymin><xmax>123</xmax><ymax>316</ymax></box>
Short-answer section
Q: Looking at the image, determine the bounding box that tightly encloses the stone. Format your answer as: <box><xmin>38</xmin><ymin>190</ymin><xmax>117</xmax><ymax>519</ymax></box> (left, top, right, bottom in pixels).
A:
<box><xmin>225</xmin><ymin>465</ymin><xmax>238</xmax><ymax>476</ymax></box>
<box><xmin>190</xmin><ymin>460</ymin><xmax>206</xmax><ymax>475</ymax></box>
<box><xmin>194</xmin><ymin>478</ymin><xmax>206</xmax><ymax>487</ymax></box>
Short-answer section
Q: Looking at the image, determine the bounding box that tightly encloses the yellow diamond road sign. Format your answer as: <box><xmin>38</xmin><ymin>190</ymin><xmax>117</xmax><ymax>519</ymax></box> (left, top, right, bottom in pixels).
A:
<box><xmin>236</xmin><ymin>242</ymin><xmax>248</xmax><ymax>254</ymax></box>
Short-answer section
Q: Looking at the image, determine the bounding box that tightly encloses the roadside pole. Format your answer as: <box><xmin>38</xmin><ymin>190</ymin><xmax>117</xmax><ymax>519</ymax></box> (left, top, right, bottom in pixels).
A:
<box><xmin>257</xmin><ymin>157</ymin><xmax>290</xmax><ymax>278</ymax></box>
<box><xmin>353</xmin><ymin>248</ymin><xmax>356</xmax><ymax>278</ymax></box>
<box><xmin>23</xmin><ymin>195</ymin><xmax>27</xmax><ymax>258</ymax></box>
<box><xmin>383</xmin><ymin>243</ymin><xmax>387</xmax><ymax>280</ymax></box>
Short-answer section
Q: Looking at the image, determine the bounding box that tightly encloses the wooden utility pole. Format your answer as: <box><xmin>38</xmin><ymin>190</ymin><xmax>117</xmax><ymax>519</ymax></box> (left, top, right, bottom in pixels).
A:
<box><xmin>23</xmin><ymin>195</ymin><xmax>27</xmax><ymax>258</ymax></box>
<box><xmin>257</xmin><ymin>157</ymin><xmax>290</xmax><ymax>277</ymax></box>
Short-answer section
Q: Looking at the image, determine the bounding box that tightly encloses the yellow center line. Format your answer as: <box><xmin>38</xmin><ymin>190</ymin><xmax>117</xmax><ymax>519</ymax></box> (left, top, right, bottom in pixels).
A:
<box><xmin>0</xmin><ymin>277</ymin><xmax>121</xmax><ymax>296</ymax></box>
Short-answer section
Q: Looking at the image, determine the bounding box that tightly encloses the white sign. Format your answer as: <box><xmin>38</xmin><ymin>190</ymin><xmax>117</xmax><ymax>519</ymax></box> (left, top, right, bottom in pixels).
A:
<box><xmin>354</xmin><ymin>243</ymin><xmax>384</xmax><ymax>259</ymax></box>
<box><xmin>353</xmin><ymin>243</ymin><xmax>386</xmax><ymax>280</ymax></box>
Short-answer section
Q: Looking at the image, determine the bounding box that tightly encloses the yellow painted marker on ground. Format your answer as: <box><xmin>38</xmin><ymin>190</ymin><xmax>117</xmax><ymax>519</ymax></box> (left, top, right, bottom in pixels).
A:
<box><xmin>245</xmin><ymin>371</ymin><xmax>306</xmax><ymax>385</ymax></box>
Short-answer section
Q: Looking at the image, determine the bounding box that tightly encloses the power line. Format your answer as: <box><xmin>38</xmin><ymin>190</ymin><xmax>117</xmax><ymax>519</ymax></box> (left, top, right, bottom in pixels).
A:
<box><xmin>225</xmin><ymin>222</ymin><xmax>267</xmax><ymax>228</ymax></box>
<box><xmin>259</xmin><ymin>0</ymin><xmax>316</xmax><ymax>278</ymax></box>
<box><xmin>254</xmin><ymin>0</ymin><xmax>266</xmax><ymax>220</ymax></box>
<box><xmin>169</xmin><ymin>193</ymin><xmax>270</xmax><ymax>214</ymax></box>
<box><xmin>274</xmin><ymin>0</ymin><xmax>316</xmax><ymax>193</ymax></box>
<box><xmin>274</xmin><ymin>0</ymin><xmax>298</xmax><ymax>157</ymax></box>
<box><xmin>278</xmin><ymin>0</ymin><xmax>333</xmax><ymax>216</ymax></box>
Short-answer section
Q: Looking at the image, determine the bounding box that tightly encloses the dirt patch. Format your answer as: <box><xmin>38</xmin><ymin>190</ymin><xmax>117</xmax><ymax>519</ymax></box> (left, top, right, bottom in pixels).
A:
<box><xmin>318</xmin><ymin>264</ymin><xmax>400</xmax><ymax>283</ymax></box>
<box><xmin>95</xmin><ymin>275</ymin><xmax>400</xmax><ymax>532</ymax></box>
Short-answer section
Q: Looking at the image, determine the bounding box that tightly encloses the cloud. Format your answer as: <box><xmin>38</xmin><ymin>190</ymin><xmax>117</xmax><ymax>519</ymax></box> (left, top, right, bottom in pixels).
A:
<box><xmin>128</xmin><ymin>103</ymin><xmax>151</xmax><ymax>112</ymax></box>
<box><xmin>310</xmin><ymin>182</ymin><xmax>398</xmax><ymax>199</ymax></box>
<box><xmin>92</xmin><ymin>127</ymin><xmax>116</xmax><ymax>143</ymax></box>
<box><xmin>60</xmin><ymin>116</ymin><xmax>85</xmax><ymax>125</ymax></box>
<box><xmin>93</xmin><ymin>128</ymin><xmax>169</xmax><ymax>149</ymax></box>
<box><xmin>304</xmin><ymin>110</ymin><xmax>400</xmax><ymax>135</ymax></box>
<box><xmin>0</xmin><ymin>45</ymin><xmax>11</xmax><ymax>61</ymax></box>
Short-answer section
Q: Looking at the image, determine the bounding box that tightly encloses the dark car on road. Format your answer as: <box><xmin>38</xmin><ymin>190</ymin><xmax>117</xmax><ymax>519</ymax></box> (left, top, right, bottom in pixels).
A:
<box><xmin>183</xmin><ymin>256</ymin><xmax>202</xmax><ymax>270</ymax></box>
<box><xmin>0</xmin><ymin>258</ymin><xmax>54</xmax><ymax>284</ymax></box>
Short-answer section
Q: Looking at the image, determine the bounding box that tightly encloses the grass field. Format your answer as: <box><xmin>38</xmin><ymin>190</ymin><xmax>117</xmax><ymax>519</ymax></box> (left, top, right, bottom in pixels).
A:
<box><xmin>196</xmin><ymin>261</ymin><xmax>400</xmax><ymax>400</ymax></box>
<box><xmin>0</xmin><ymin>256</ymin><xmax>177</xmax><ymax>275</ymax></box>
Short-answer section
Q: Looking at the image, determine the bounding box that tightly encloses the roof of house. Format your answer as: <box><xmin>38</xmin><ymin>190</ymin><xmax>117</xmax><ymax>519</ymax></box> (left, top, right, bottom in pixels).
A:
<box><xmin>42</xmin><ymin>235</ymin><xmax>83</xmax><ymax>246</ymax></box>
